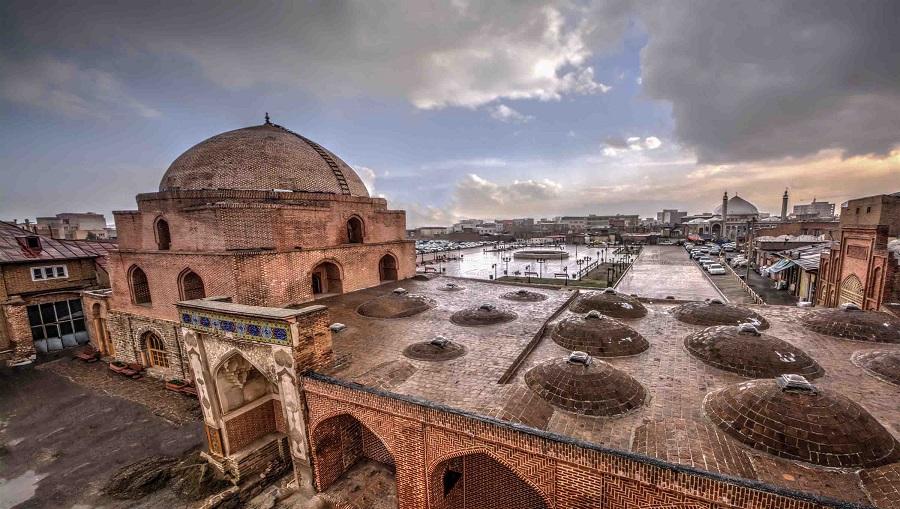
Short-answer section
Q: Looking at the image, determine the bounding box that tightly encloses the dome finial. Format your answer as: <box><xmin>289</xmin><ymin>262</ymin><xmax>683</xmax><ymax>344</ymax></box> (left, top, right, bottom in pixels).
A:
<box><xmin>264</xmin><ymin>112</ymin><xmax>271</xmax><ymax>125</ymax></box>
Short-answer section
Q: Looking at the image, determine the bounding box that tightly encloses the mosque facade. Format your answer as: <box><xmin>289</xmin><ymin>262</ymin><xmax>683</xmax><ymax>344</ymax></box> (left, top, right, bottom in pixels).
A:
<box><xmin>90</xmin><ymin>119</ymin><xmax>415</xmax><ymax>380</ymax></box>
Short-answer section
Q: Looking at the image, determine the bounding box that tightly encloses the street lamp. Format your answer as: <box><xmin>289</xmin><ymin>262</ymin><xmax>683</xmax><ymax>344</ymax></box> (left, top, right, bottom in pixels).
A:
<box><xmin>537</xmin><ymin>258</ymin><xmax>546</xmax><ymax>279</ymax></box>
<box><xmin>502</xmin><ymin>256</ymin><xmax>511</xmax><ymax>275</ymax></box>
<box><xmin>491</xmin><ymin>263</ymin><xmax>497</xmax><ymax>280</ymax></box>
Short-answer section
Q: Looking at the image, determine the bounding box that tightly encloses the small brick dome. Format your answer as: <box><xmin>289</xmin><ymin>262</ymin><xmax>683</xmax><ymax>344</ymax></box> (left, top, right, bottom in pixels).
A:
<box><xmin>705</xmin><ymin>377</ymin><xmax>899</xmax><ymax>468</ymax></box>
<box><xmin>569</xmin><ymin>289</ymin><xmax>647</xmax><ymax>319</ymax></box>
<box><xmin>853</xmin><ymin>350</ymin><xmax>900</xmax><ymax>386</ymax></box>
<box><xmin>685</xmin><ymin>325</ymin><xmax>823</xmax><ymax>379</ymax></box>
<box><xmin>672</xmin><ymin>300</ymin><xmax>769</xmax><ymax>329</ymax></box>
<box><xmin>800</xmin><ymin>307</ymin><xmax>900</xmax><ymax>343</ymax></box>
<box><xmin>159</xmin><ymin>123</ymin><xmax>370</xmax><ymax>196</ymax></box>
<box><xmin>501</xmin><ymin>289</ymin><xmax>548</xmax><ymax>302</ymax></box>
<box><xmin>402</xmin><ymin>337</ymin><xmax>467</xmax><ymax>361</ymax></box>
<box><xmin>551</xmin><ymin>311</ymin><xmax>649</xmax><ymax>357</ymax></box>
<box><xmin>357</xmin><ymin>293</ymin><xmax>433</xmax><ymax>318</ymax></box>
<box><xmin>525</xmin><ymin>354</ymin><xmax>646</xmax><ymax>416</ymax></box>
<box><xmin>450</xmin><ymin>303</ymin><xmax>517</xmax><ymax>326</ymax></box>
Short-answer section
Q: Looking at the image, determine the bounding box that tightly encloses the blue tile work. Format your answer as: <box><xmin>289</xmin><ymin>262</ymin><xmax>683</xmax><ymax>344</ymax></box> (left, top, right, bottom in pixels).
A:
<box><xmin>179</xmin><ymin>311</ymin><xmax>291</xmax><ymax>346</ymax></box>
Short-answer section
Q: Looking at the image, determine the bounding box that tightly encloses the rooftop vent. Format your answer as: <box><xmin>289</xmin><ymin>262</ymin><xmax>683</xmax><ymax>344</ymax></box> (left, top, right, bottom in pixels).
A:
<box><xmin>446</xmin><ymin>283</ymin><xmax>458</xmax><ymax>289</ymax></box>
<box><xmin>602</xmin><ymin>287</ymin><xmax>617</xmax><ymax>294</ymax></box>
<box><xmin>392</xmin><ymin>288</ymin><xmax>408</xmax><ymax>295</ymax></box>
<box><xmin>479</xmin><ymin>303</ymin><xmax>496</xmax><ymax>312</ymax></box>
<box><xmin>516</xmin><ymin>289</ymin><xmax>528</xmax><ymax>295</ymax></box>
<box><xmin>840</xmin><ymin>302</ymin><xmax>861</xmax><ymax>312</ymax></box>
<box><xmin>430</xmin><ymin>336</ymin><xmax>450</xmax><ymax>349</ymax></box>
<box><xmin>585</xmin><ymin>310</ymin><xmax>604</xmax><ymax>320</ymax></box>
<box><xmin>737</xmin><ymin>323</ymin><xmax>761</xmax><ymax>336</ymax></box>
<box><xmin>709</xmin><ymin>299</ymin><xmax>724</xmax><ymax>305</ymax></box>
<box><xmin>567</xmin><ymin>351</ymin><xmax>592</xmax><ymax>366</ymax></box>
<box><xmin>776</xmin><ymin>374</ymin><xmax>817</xmax><ymax>394</ymax></box>
<box><xmin>329</xmin><ymin>323</ymin><xmax>347</xmax><ymax>332</ymax></box>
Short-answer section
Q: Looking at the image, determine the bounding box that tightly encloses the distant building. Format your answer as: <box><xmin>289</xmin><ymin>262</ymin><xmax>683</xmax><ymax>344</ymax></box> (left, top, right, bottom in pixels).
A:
<box><xmin>412</xmin><ymin>226</ymin><xmax>448</xmax><ymax>238</ymax></box>
<box><xmin>656</xmin><ymin>209</ymin><xmax>687</xmax><ymax>225</ymax></box>
<box><xmin>35</xmin><ymin>212</ymin><xmax>113</xmax><ymax>240</ymax></box>
<box><xmin>792</xmin><ymin>199</ymin><xmax>835</xmax><ymax>220</ymax></box>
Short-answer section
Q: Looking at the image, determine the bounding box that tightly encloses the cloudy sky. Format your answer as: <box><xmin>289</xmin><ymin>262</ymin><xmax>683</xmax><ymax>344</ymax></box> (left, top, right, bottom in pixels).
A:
<box><xmin>1</xmin><ymin>1</ymin><xmax>898</xmax><ymax>227</ymax></box>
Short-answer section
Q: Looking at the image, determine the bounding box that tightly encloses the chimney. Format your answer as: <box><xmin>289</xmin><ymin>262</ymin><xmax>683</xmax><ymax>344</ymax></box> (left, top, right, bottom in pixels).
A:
<box><xmin>781</xmin><ymin>188</ymin><xmax>789</xmax><ymax>220</ymax></box>
<box><xmin>721</xmin><ymin>191</ymin><xmax>728</xmax><ymax>240</ymax></box>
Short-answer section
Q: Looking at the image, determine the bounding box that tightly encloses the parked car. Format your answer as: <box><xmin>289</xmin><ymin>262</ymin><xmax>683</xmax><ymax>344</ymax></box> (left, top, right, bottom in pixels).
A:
<box><xmin>701</xmin><ymin>260</ymin><xmax>716</xmax><ymax>270</ymax></box>
<box><xmin>691</xmin><ymin>251</ymin><xmax>705</xmax><ymax>259</ymax></box>
<box><xmin>707</xmin><ymin>264</ymin><xmax>727</xmax><ymax>275</ymax></box>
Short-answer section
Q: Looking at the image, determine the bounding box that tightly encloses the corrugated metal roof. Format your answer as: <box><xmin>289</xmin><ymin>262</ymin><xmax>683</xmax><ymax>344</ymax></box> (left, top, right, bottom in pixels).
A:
<box><xmin>0</xmin><ymin>221</ymin><xmax>116</xmax><ymax>266</ymax></box>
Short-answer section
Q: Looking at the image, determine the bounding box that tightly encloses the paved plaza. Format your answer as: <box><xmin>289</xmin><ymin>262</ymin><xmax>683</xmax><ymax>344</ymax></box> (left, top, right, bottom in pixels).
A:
<box><xmin>615</xmin><ymin>245</ymin><xmax>723</xmax><ymax>300</ymax></box>
<box><xmin>0</xmin><ymin>360</ymin><xmax>203</xmax><ymax>508</ymax></box>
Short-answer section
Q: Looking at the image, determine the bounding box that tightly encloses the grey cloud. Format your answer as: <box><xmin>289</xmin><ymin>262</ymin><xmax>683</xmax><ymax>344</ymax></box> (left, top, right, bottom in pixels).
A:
<box><xmin>639</xmin><ymin>0</ymin><xmax>900</xmax><ymax>163</ymax></box>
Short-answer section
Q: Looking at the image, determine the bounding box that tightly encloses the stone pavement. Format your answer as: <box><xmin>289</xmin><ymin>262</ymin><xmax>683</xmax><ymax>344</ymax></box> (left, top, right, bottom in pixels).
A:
<box><xmin>615</xmin><ymin>245</ymin><xmax>722</xmax><ymax>301</ymax></box>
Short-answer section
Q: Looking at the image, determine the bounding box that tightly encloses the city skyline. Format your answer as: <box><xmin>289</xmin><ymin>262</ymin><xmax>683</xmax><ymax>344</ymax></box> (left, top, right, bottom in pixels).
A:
<box><xmin>2</xmin><ymin>1</ymin><xmax>898</xmax><ymax>227</ymax></box>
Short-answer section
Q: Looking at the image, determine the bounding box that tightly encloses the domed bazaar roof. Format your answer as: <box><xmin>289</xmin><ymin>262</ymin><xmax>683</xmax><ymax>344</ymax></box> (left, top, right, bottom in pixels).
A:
<box><xmin>525</xmin><ymin>354</ymin><xmax>646</xmax><ymax>416</ymax></box>
<box><xmin>705</xmin><ymin>376</ymin><xmax>899</xmax><ymax>468</ymax></box>
<box><xmin>551</xmin><ymin>311</ymin><xmax>649</xmax><ymax>357</ymax></box>
<box><xmin>159</xmin><ymin>122</ymin><xmax>370</xmax><ymax>196</ymax></box>
<box><xmin>714</xmin><ymin>195</ymin><xmax>759</xmax><ymax>216</ymax></box>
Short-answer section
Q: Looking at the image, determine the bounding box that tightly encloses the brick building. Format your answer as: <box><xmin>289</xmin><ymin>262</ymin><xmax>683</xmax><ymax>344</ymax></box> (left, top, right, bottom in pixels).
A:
<box><xmin>0</xmin><ymin>221</ymin><xmax>113</xmax><ymax>365</ymax></box>
<box><xmin>93</xmin><ymin>119</ymin><xmax>415</xmax><ymax>380</ymax></box>
<box><xmin>840</xmin><ymin>192</ymin><xmax>900</xmax><ymax>236</ymax></box>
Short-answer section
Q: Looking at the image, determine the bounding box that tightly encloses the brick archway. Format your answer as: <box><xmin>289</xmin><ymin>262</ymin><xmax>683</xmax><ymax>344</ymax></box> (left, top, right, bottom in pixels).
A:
<box><xmin>427</xmin><ymin>448</ymin><xmax>552</xmax><ymax>509</ymax></box>
<box><xmin>310</xmin><ymin>412</ymin><xmax>396</xmax><ymax>491</ymax></box>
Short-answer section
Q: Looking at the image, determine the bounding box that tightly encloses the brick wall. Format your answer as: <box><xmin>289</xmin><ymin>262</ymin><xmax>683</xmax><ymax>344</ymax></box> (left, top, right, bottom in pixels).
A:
<box><xmin>841</xmin><ymin>194</ymin><xmax>900</xmax><ymax>236</ymax></box>
<box><xmin>107</xmin><ymin>310</ymin><xmax>187</xmax><ymax>379</ymax></box>
<box><xmin>302</xmin><ymin>374</ymin><xmax>846</xmax><ymax>509</ymax></box>
<box><xmin>225</xmin><ymin>398</ymin><xmax>277</xmax><ymax>453</ymax></box>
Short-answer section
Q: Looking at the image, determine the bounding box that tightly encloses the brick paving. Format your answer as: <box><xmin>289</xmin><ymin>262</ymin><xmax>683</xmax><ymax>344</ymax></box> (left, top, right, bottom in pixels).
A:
<box><xmin>39</xmin><ymin>357</ymin><xmax>201</xmax><ymax>425</ymax></box>
<box><xmin>615</xmin><ymin>245</ymin><xmax>722</xmax><ymax>300</ymax></box>
<box><xmin>321</xmin><ymin>275</ymin><xmax>900</xmax><ymax>506</ymax></box>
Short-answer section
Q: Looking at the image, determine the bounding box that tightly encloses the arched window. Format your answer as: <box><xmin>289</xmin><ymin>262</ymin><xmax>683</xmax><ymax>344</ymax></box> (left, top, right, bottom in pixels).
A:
<box><xmin>311</xmin><ymin>261</ymin><xmax>343</xmax><ymax>296</ymax></box>
<box><xmin>142</xmin><ymin>331</ymin><xmax>169</xmax><ymax>368</ymax></box>
<box><xmin>347</xmin><ymin>217</ymin><xmax>364</xmax><ymax>244</ymax></box>
<box><xmin>155</xmin><ymin>218</ymin><xmax>171</xmax><ymax>250</ymax></box>
<box><xmin>179</xmin><ymin>270</ymin><xmax>206</xmax><ymax>300</ymax></box>
<box><xmin>129</xmin><ymin>266</ymin><xmax>151</xmax><ymax>305</ymax></box>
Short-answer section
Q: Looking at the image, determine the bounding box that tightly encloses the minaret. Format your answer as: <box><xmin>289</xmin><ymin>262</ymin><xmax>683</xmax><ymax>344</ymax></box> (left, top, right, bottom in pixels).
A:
<box><xmin>781</xmin><ymin>188</ymin><xmax>789</xmax><ymax>220</ymax></box>
<box><xmin>721</xmin><ymin>191</ymin><xmax>728</xmax><ymax>240</ymax></box>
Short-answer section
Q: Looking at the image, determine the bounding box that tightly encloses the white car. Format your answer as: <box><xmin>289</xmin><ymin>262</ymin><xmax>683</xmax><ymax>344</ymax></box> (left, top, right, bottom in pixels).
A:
<box><xmin>701</xmin><ymin>260</ymin><xmax>716</xmax><ymax>270</ymax></box>
<box><xmin>707</xmin><ymin>264</ymin><xmax>726</xmax><ymax>275</ymax></box>
<box><xmin>691</xmin><ymin>251</ymin><xmax>705</xmax><ymax>260</ymax></box>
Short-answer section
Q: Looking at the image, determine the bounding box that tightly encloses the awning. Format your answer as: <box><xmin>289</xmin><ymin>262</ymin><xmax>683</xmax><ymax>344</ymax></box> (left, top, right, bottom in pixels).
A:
<box><xmin>768</xmin><ymin>259</ymin><xmax>793</xmax><ymax>273</ymax></box>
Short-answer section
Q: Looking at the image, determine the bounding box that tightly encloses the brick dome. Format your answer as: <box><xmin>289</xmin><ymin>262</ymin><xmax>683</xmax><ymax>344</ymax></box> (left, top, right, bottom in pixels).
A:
<box><xmin>685</xmin><ymin>325</ymin><xmax>823</xmax><ymax>379</ymax></box>
<box><xmin>450</xmin><ymin>303</ymin><xmax>517</xmax><ymax>326</ymax></box>
<box><xmin>568</xmin><ymin>289</ymin><xmax>647</xmax><ymax>319</ymax></box>
<box><xmin>402</xmin><ymin>338</ymin><xmax>467</xmax><ymax>361</ymax></box>
<box><xmin>800</xmin><ymin>306</ymin><xmax>900</xmax><ymax>343</ymax></box>
<box><xmin>525</xmin><ymin>354</ymin><xmax>646</xmax><ymax>416</ymax></box>
<box><xmin>853</xmin><ymin>350</ymin><xmax>900</xmax><ymax>386</ymax></box>
<box><xmin>357</xmin><ymin>293</ymin><xmax>433</xmax><ymax>318</ymax></box>
<box><xmin>159</xmin><ymin>123</ymin><xmax>370</xmax><ymax>196</ymax></box>
<box><xmin>501</xmin><ymin>289</ymin><xmax>547</xmax><ymax>302</ymax></box>
<box><xmin>551</xmin><ymin>311</ymin><xmax>649</xmax><ymax>357</ymax></box>
<box><xmin>672</xmin><ymin>300</ymin><xmax>769</xmax><ymax>329</ymax></box>
<box><xmin>705</xmin><ymin>377</ymin><xmax>899</xmax><ymax>468</ymax></box>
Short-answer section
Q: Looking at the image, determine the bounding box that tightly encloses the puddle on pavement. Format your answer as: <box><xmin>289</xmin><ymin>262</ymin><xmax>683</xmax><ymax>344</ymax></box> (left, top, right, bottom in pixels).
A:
<box><xmin>0</xmin><ymin>470</ymin><xmax>48</xmax><ymax>509</ymax></box>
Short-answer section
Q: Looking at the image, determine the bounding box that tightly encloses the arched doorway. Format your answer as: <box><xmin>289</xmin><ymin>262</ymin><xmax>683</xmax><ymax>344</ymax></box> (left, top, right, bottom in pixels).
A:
<box><xmin>428</xmin><ymin>452</ymin><xmax>548</xmax><ymax>509</ymax></box>
<box><xmin>839</xmin><ymin>274</ymin><xmax>864</xmax><ymax>307</ymax></box>
<box><xmin>312</xmin><ymin>261</ymin><xmax>343</xmax><ymax>297</ymax></box>
<box><xmin>213</xmin><ymin>354</ymin><xmax>284</xmax><ymax>455</ymax></box>
<box><xmin>347</xmin><ymin>216</ymin><xmax>364</xmax><ymax>244</ymax></box>
<box><xmin>141</xmin><ymin>331</ymin><xmax>169</xmax><ymax>368</ymax></box>
<box><xmin>310</xmin><ymin>413</ymin><xmax>396</xmax><ymax>501</ymax></box>
<box><xmin>379</xmin><ymin>254</ymin><xmax>398</xmax><ymax>282</ymax></box>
